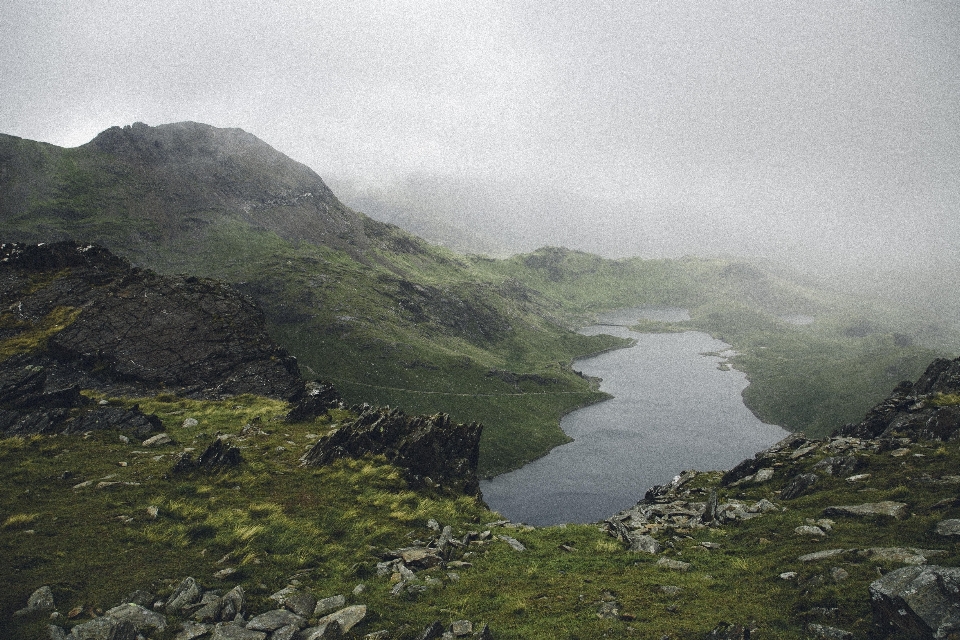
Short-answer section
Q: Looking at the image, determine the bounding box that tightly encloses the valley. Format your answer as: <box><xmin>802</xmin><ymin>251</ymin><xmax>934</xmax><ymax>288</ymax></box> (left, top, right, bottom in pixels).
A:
<box><xmin>1</xmin><ymin>123</ymin><xmax>959</xmax><ymax>638</ymax></box>
<box><xmin>0</xmin><ymin>123</ymin><xmax>954</xmax><ymax>477</ymax></box>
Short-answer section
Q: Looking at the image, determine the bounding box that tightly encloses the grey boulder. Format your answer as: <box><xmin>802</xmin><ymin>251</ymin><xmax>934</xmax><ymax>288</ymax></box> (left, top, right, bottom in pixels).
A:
<box><xmin>869</xmin><ymin>564</ymin><xmax>960</xmax><ymax>638</ymax></box>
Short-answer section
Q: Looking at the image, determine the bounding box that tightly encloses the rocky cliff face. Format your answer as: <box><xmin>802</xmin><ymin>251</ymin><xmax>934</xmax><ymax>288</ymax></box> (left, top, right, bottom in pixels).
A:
<box><xmin>0</xmin><ymin>241</ymin><xmax>304</xmax><ymax>400</ymax></box>
<box><xmin>0</xmin><ymin>241</ymin><xmax>308</xmax><ymax>435</ymax></box>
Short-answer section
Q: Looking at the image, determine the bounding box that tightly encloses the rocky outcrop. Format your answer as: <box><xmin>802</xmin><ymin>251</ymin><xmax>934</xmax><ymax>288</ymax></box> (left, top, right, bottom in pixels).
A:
<box><xmin>0</xmin><ymin>241</ymin><xmax>309</xmax><ymax>436</ymax></box>
<box><xmin>300</xmin><ymin>405</ymin><xmax>483</xmax><ymax>495</ymax></box>
<box><xmin>284</xmin><ymin>381</ymin><xmax>342</xmax><ymax>423</ymax></box>
<box><xmin>0</xmin><ymin>241</ymin><xmax>303</xmax><ymax>399</ymax></box>
<box><xmin>869</xmin><ymin>565</ymin><xmax>960</xmax><ymax>638</ymax></box>
<box><xmin>835</xmin><ymin>357</ymin><xmax>960</xmax><ymax>441</ymax></box>
<box><xmin>171</xmin><ymin>437</ymin><xmax>243</xmax><ymax>473</ymax></box>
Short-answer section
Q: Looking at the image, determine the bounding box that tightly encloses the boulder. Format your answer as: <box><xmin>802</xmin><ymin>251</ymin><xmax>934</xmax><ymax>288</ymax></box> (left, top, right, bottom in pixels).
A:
<box><xmin>282</xmin><ymin>591</ymin><xmax>317</xmax><ymax>617</ymax></box>
<box><xmin>823</xmin><ymin>502</ymin><xmax>908</xmax><ymax>519</ymax></box>
<box><xmin>795</xmin><ymin>525</ymin><xmax>827</xmax><ymax>537</ymax></box>
<box><xmin>627</xmin><ymin>533</ymin><xmax>662</xmax><ymax>554</ymax></box>
<box><xmin>498</xmin><ymin>535</ymin><xmax>526</xmax><ymax>552</ymax></box>
<box><xmin>317</xmin><ymin>605</ymin><xmax>366</xmax><ymax>633</ymax></box>
<box><xmin>67</xmin><ymin>616</ymin><xmax>115</xmax><ymax>639</ymax></box>
<box><xmin>935</xmin><ymin>519</ymin><xmax>960</xmax><ymax>536</ymax></box>
<box><xmin>313</xmin><ymin>595</ymin><xmax>347</xmax><ymax>617</ymax></box>
<box><xmin>172</xmin><ymin>437</ymin><xmax>242</xmax><ymax>473</ymax></box>
<box><xmin>175</xmin><ymin>621</ymin><xmax>212</xmax><ymax>640</ymax></box>
<box><xmin>285</xmin><ymin>381</ymin><xmax>342</xmax><ymax>423</ymax></box>
<box><xmin>301</xmin><ymin>406</ymin><xmax>482</xmax><ymax>495</ymax></box>
<box><xmin>780</xmin><ymin>473</ymin><xmax>819</xmax><ymax>500</ymax></box>
<box><xmin>245</xmin><ymin>609</ymin><xmax>304</xmax><ymax>632</ymax></box>
<box><xmin>103</xmin><ymin>603</ymin><xmax>167</xmax><ymax>634</ymax></box>
<box><xmin>869</xmin><ymin>564</ymin><xmax>960</xmax><ymax>638</ymax></box>
<box><xmin>656</xmin><ymin>557</ymin><xmax>691</xmax><ymax>571</ymax></box>
<box><xmin>210</xmin><ymin>622</ymin><xmax>267</xmax><ymax>640</ymax></box>
<box><xmin>166</xmin><ymin>577</ymin><xmax>201</xmax><ymax>614</ymax></box>
<box><xmin>14</xmin><ymin>585</ymin><xmax>55</xmax><ymax>616</ymax></box>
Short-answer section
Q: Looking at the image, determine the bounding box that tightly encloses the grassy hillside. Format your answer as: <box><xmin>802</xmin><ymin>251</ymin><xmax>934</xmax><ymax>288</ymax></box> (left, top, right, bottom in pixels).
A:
<box><xmin>5</xmin><ymin>388</ymin><xmax>960</xmax><ymax>639</ymax></box>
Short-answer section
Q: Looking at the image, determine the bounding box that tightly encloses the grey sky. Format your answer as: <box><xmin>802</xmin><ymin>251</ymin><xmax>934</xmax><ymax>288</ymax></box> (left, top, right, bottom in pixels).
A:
<box><xmin>3</xmin><ymin>1</ymin><xmax>959</xmax><ymax>277</ymax></box>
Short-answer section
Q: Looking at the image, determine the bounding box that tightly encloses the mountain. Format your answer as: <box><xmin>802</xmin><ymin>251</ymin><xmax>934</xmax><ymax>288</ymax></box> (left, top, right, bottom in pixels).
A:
<box><xmin>0</xmin><ymin>122</ymin><xmax>955</xmax><ymax>477</ymax></box>
<box><xmin>2</xmin><ymin>250</ymin><xmax>959</xmax><ymax>638</ymax></box>
<box><xmin>0</xmin><ymin>121</ymin><xmax>369</xmax><ymax>257</ymax></box>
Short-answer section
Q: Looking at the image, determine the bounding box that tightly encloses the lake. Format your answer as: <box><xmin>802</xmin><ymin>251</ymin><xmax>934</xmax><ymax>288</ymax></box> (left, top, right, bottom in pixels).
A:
<box><xmin>479</xmin><ymin>308</ymin><xmax>788</xmax><ymax>525</ymax></box>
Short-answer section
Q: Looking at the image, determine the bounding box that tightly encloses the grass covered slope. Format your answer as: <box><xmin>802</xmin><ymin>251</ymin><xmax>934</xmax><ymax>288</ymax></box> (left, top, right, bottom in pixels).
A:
<box><xmin>4</xmin><ymin>385</ymin><xmax>960</xmax><ymax>639</ymax></box>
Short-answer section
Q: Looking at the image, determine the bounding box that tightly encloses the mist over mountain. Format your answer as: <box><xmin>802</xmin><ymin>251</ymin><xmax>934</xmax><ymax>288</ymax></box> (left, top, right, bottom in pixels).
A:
<box><xmin>328</xmin><ymin>172</ymin><xmax>960</xmax><ymax>324</ymax></box>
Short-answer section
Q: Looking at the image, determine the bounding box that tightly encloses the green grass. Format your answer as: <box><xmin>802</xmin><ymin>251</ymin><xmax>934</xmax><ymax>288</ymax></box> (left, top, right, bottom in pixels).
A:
<box><xmin>4</xmin><ymin>391</ymin><xmax>960</xmax><ymax>638</ymax></box>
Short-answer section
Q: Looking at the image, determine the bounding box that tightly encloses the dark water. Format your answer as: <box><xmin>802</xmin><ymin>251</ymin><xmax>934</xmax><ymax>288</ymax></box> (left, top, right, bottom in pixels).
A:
<box><xmin>480</xmin><ymin>309</ymin><xmax>787</xmax><ymax>525</ymax></box>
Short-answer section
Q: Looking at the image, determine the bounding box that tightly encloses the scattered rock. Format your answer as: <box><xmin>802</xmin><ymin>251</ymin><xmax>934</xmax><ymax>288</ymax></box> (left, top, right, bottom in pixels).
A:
<box><xmin>799</xmin><ymin>549</ymin><xmax>850</xmax><ymax>562</ymax></box>
<box><xmin>416</xmin><ymin>620</ymin><xmax>445</xmax><ymax>639</ymax></box>
<box><xmin>166</xmin><ymin>577</ymin><xmax>202</xmax><ymax>614</ymax></box>
<box><xmin>48</xmin><ymin>624</ymin><xmax>69</xmax><ymax>640</ymax></box>
<box><xmin>830</xmin><ymin>567</ymin><xmax>849</xmax><ymax>582</ymax></box>
<box><xmin>317</xmin><ymin>605</ymin><xmax>366</xmax><ymax>634</ymax></box>
<box><xmin>104</xmin><ymin>603</ymin><xmax>168</xmax><ymax>634</ymax></box>
<box><xmin>859</xmin><ymin>547</ymin><xmax>947</xmax><ymax>565</ymax></box>
<box><xmin>450</xmin><ymin>619</ymin><xmax>472</xmax><ymax>636</ymax></box>
<box><xmin>753</xmin><ymin>468</ymin><xmax>775</xmax><ymax>482</ymax></box>
<box><xmin>282</xmin><ymin>591</ymin><xmax>317</xmax><ymax>618</ymax></box>
<box><xmin>142</xmin><ymin>433</ymin><xmax>172</xmax><ymax>447</ymax></box>
<box><xmin>245</xmin><ymin>609</ymin><xmax>304</xmax><ymax>632</ymax></box>
<box><xmin>628</xmin><ymin>534</ymin><xmax>662</xmax><ymax>554</ymax></box>
<box><xmin>795</xmin><ymin>525</ymin><xmax>827</xmax><ymax>537</ymax></box>
<box><xmin>14</xmin><ymin>585</ymin><xmax>55</xmax><ymax>617</ymax></box>
<box><xmin>210</xmin><ymin>622</ymin><xmax>267</xmax><ymax>640</ymax></box>
<box><xmin>845</xmin><ymin>473</ymin><xmax>871</xmax><ymax>483</ymax></box>
<box><xmin>285</xmin><ymin>381</ymin><xmax>342</xmax><ymax>423</ymax></box>
<box><xmin>656</xmin><ymin>558</ymin><xmax>691</xmax><ymax>571</ymax></box>
<box><xmin>172</xmin><ymin>437</ymin><xmax>242</xmax><ymax>473</ymax></box>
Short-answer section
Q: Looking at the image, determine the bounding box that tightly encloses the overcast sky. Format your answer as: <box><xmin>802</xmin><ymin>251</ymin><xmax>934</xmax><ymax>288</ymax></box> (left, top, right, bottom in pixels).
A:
<box><xmin>3</xmin><ymin>1</ymin><xmax>959</xmax><ymax>279</ymax></box>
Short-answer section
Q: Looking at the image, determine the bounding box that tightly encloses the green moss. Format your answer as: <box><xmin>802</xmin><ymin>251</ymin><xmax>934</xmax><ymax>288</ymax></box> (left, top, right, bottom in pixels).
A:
<box><xmin>0</xmin><ymin>306</ymin><xmax>81</xmax><ymax>361</ymax></box>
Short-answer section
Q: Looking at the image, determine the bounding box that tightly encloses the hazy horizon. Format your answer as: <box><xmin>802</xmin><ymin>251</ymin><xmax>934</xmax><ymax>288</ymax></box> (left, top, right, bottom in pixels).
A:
<box><xmin>3</xmin><ymin>2</ymin><xmax>959</xmax><ymax>311</ymax></box>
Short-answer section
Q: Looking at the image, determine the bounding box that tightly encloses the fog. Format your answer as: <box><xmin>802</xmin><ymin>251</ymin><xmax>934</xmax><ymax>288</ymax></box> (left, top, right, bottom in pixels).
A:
<box><xmin>3</xmin><ymin>2</ymin><xmax>959</xmax><ymax>312</ymax></box>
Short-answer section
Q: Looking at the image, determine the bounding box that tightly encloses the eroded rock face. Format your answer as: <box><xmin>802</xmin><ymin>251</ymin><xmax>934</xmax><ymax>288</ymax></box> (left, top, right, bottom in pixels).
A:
<box><xmin>301</xmin><ymin>405</ymin><xmax>483</xmax><ymax>495</ymax></box>
<box><xmin>0</xmin><ymin>242</ymin><xmax>311</xmax><ymax>437</ymax></box>
<box><xmin>0</xmin><ymin>241</ymin><xmax>303</xmax><ymax>401</ymax></box>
